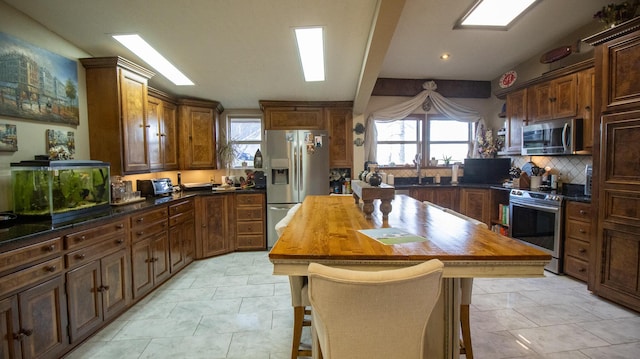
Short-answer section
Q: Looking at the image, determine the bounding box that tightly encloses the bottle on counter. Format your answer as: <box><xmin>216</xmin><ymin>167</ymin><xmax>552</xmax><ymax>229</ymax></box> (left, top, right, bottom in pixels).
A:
<box><xmin>254</xmin><ymin>149</ymin><xmax>263</xmax><ymax>168</ymax></box>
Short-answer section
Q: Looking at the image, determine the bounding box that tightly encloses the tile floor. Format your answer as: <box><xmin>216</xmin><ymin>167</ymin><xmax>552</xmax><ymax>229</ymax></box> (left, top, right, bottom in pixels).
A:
<box><xmin>65</xmin><ymin>251</ymin><xmax>640</xmax><ymax>359</ymax></box>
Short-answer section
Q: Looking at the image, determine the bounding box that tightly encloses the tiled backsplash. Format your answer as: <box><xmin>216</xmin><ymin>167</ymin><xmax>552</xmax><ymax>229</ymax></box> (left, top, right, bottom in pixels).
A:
<box><xmin>374</xmin><ymin>155</ymin><xmax>593</xmax><ymax>186</ymax></box>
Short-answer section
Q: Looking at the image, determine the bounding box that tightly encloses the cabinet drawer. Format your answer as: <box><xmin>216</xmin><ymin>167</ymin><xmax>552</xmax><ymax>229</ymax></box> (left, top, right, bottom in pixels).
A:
<box><xmin>65</xmin><ymin>234</ymin><xmax>128</xmax><ymax>268</ymax></box>
<box><xmin>236</xmin><ymin>194</ymin><xmax>264</xmax><ymax>206</ymax></box>
<box><xmin>564</xmin><ymin>255</ymin><xmax>588</xmax><ymax>281</ymax></box>
<box><xmin>237</xmin><ymin>235</ymin><xmax>265</xmax><ymax>249</ymax></box>
<box><xmin>65</xmin><ymin>220</ymin><xmax>127</xmax><ymax>250</ymax></box>
<box><xmin>237</xmin><ymin>221</ymin><xmax>264</xmax><ymax>235</ymax></box>
<box><xmin>169</xmin><ymin>210</ymin><xmax>193</xmax><ymax>227</ymax></box>
<box><xmin>0</xmin><ymin>237</ymin><xmax>61</xmax><ymax>274</ymax></box>
<box><xmin>170</xmin><ymin>199</ymin><xmax>194</xmax><ymax>217</ymax></box>
<box><xmin>0</xmin><ymin>257</ymin><xmax>63</xmax><ymax>296</ymax></box>
<box><xmin>566</xmin><ymin>202</ymin><xmax>591</xmax><ymax>221</ymax></box>
<box><xmin>566</xmin><ymin>220</ymin><xmax>591</xmax><ymax>241</ymax></box>
<box><xmin>237</xmin><ymin>207</ymin><xmax>264</xmax><ymax>220</ymax></box>
<box><xmin>131</xmin><ymin>207</ymin><xmax>168</xmax><ymax>230</ymax></box>
<box><xmin>565</xmin><ymin>237</ymin><xmax>590</xmax><ymax>261</ymax></box>
<box><xmin>131</xmin><ymin>220</ymin><xmax>167</xmax><ymax>242</ymax></box>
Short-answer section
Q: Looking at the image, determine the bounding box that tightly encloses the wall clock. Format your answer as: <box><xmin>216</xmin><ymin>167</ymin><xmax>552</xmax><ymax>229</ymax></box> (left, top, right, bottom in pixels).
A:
<box><xmin>499</xmin><ymin>70</ymin><xmax>517</xmax><ymax>89</ymax></box>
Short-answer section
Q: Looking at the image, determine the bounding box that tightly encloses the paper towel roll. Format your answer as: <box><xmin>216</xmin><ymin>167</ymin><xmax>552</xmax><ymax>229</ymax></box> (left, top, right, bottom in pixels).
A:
<box><xmin>451</xmin><ymin>164</ymin><xmax>459</xmax><ymax>184</ymax></box>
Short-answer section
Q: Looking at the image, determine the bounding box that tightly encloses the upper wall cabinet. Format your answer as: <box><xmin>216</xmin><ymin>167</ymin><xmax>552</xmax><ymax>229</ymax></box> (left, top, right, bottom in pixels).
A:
<box><xmin>528</xmin><ymin>74</ymin><xmax>577</xmax><ymax>122</ymax></box>
<box><xmin>81</xmin><ymin>57</ymin><xmax>155</xmax><ymax>176</ymax></box>
<box><xmin>326</xmin><ymin>106</ymin><xmax>353</xmax><ymax>169</ymax></box>
<box><xmin>178</xmin><ymin>98</ymin><xmax>223</xmax><ymax>170</ymax></box>
<box><xmin>147</xmin><ymin>88</ymin><xmax>179</xmax><ymax>171</ymax></box>
<box><xmin>501</xmin><ymin>88</ymin><xmax>527</xmax><ymax>154</ymax></box>
<box><xmin>260</xmin><ymin>101</ymin><xmax>325</xmax><ymax>130</ymax></box>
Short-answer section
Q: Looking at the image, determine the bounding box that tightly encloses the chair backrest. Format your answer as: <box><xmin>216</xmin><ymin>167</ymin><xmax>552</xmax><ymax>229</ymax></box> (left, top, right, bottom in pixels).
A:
<box><xmin>308</xmin><ymin>259</ymin><xmax>444</xmax><ymax>359</ymax></box>
<box><xmin>443</xmin><ymin>208</ymin><xmax>488</xmax><ymax>229</ymax></box>
<box><xmin>275</xmin><ymin>203</ymin><xmax>302</xmax><ymax>238</ymax></box>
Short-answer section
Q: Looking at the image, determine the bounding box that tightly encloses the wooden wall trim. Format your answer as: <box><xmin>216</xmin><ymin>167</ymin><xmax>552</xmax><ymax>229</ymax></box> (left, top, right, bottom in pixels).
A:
<box><xmin>371</xmin><ymin>79</ymin><xmax>491</xmax><ymax>98</ymax></box>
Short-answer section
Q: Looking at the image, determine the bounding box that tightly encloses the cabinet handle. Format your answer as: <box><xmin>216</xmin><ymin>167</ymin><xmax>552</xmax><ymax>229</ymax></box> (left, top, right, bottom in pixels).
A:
<box><xmin>137</xmin><ymin>231</ymin><xmax>145</xmax><ymax>236</ymax></box>
<box><xmin>579</xmin><ymin>228</ymin><xmax>586</xmax><ymax>233</ymax></box>
<box><xmin>116</xmin><ymin>224</ymin><xmax>124</xmax><ymax>229</ymax></box>
<box><xmin>44</xmin><ymin>265</ymin><xmax>56</xmax><ymax>272</ymax></box>
<box><xmin>160</xmin><ymin>133</ymin><xmax>166</xmax><ymax>137</ymax></box>
<box><xmin>97</xmin><ymin>285</ymin><xmax>110</xmax><ymax>292</ymax></box>
<box><xmin>141</xmin><ymin>124</ymin><xmax>151</xmax><ymax>128</ymax></box>
<box><xmin>137</xmin><ymin>217</ymin><xmax>145</xmax><ymax>223</ymax></box>
<box><xmin>578</xmin><ymin>268</ymin><xmax>586</xmax><ymax>272</ymax></box>
<box><xmin>13</xmin><ymin>329</ymin><xmax>33</xmax><ymax>341</ymax></box>
<box><xmin>578</xmin><ymin>248</ymin><xmax>586</xmax><ymax>253</ymax></box>
<box><xmin>77</xmin><ymin>235</ymin><xmax>86</xmax><ymax>242</ymax></box>
<box><xmin>75</xmin><ymin>253</ymin><xmax>86</xmax><ymax>260</ymax></box>
<box><xmin>579</xmin><ymin>210</ymin><xmax>587</xmax><ymax>215</ymax></box>
<box><xmin>201</xmin><ymin>224</ymin><xmax>206</xmax><ymax>228</ymax></box>
<box><xmin>43</xmin><ymin>244</ymin><xmax>56</xmax><ymax>252</ymax></box>
<box><xmin>116</xmin><ymin>239</ymin><xmax>125</xmax><ymax>244</ymax></box>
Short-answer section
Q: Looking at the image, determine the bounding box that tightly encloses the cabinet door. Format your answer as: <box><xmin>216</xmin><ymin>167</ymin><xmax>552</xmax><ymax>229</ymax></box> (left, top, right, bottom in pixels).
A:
<box><xmin>120</xmin><ymin>68</ymin><xmax>150</xmax><ymax>173</ymax></box>
<box><xmin>600</xmin><ymin>33</ymin><xmax>640</xmax><ymax>112</ymax></box>
<box><xmin>18</xmin><ymin>276</ymin><xmax>68</xmax><ymax>359</ymax></box>
<box><xmin>459</xmin><ymin>188</ymin><xmax>490</xmax><ymax>225</ymax></box>
<box><xmin>100</xmin><ymin>249</ymin><xmax>130</xmax><ymax>322</ymax></box>
<box><xmin>504</xmin><ymin>89</ymin><xmax>527</xmax><ymax>153</ymax></box>
<box><xmin>131</xmin><ymin>238</ymin><xmax>153</xmax><ymax>299</ymax></box>
<box><xmin>264</xmin><ymin>107</ymin><xmax>325</xmax><ymax>130</ymax></box>
<box><xmin>434</xmin><ymin>188</ymin><xmax>459</xmax><ymax>211</ymax></box>
<box><xmin>553</xmin><ymin>74</ymin><xmax>577</xmax><ymax>119</ymax></box>
<box><xmin>327</xmin><ymin>107</ymin><xmax>353</xmax><ymax>168</ymax></box>
<box><xmin>529</xmin><ymin>82</ymin><xmax>553</xmax><ymax>122</ymax></box>
<box><xmin>147</xmin><ymin>96</ymin><xmax>163</xmax><ymax>171</ymax></box>
<box><xmin>161</xmin><ymin>101</ymin><xmax>179</xmax><ymax>170</ymax></box>
<box><xmin>577</xmin><ymin>68</ymin><xmax>595</xmax><ymax>151</ymax></box>
<box><xmin>66</xmin><ymin>261</ymin><xmax>102</xmax><ymax>343</ymax></box>
<box><xmin>168</xmin><ymin>224</ymin><xmax>185</xmax><ymax>273</ymax></box>
<box><xmin>0</xmin><ymin>296</ymin><xmax>21</xmax><ymax>359</ymax></box>
<box><xmin>198</xmin><ymin>196</ymin><xmax>231</xmax><ymax>258</ymax></box>
<box><xmin>180</xmin><ymin>105</ymin><xmax>216</xmax><ymax>169</ymax></box>
<box><xmin>182</xmin><ymin>215</ymin><xmax>196</xmax><ymax>266</ymax></box>
<box><xmin>151</xmin><ymin>232</ymin><xmax>171</xmax><ymax>285</ymax></box>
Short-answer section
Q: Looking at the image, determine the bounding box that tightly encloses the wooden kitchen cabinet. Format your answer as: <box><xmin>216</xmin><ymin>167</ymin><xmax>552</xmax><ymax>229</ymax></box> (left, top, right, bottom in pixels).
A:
<box><xmin>148</xmin><ymin>88</ymin><xmax>179</xmax><ymax>171</ymax></box>
<box><xmin>81</xmin><ymin>57</ymin><xmax>155</xmax><ymax>175</ymax></box>
<box><xmin>168</xmin><ymin>199</ymin><xmax>196</xmax><ymax>273</ymax></box>
<box><xmin>260</xmin><ymin>101</ymin><xmax>325</xmax><ymax>130</ymax></box>
<box><xmin>501</xmin><ymin>89</ymin><xmax>527</xmax><ymax>154</ymax></box>
<box><xmin>563</xmin><ymin>201</ymin><xmax>592</xmax><ymax>282</ymax></box>
<box><xmin>196</xmin><ymin>195</ymin><xmax>234</xmax><ymax>258</ymax></box>
<box><xmin>584</xmin><ymin>18</ymin><xmax>640</xmax><ymax>312</ymax></box>
<box><xmin>327</xmin><ymin>106</ymin><xmax>354</xmax><ymax>169</ymax></box>
<box><xmin>178</xmin><ymin>98</ymin><xmax>223</xmax><ymax>169</ymax></box>
<box><xmin>459</xmin><ymin>188</ymin><xmax>492</xmax><ymax>227</ymax></box>
<box><xmin>130</xmin><ymin>207</ymin><xmax>170</xmax><ymax>299</ymax></box>
<box><xmin>409</xmin><ymin>187</ymin><xmax>459</xmax><ymax>211</ymax></box>
<box><xmin>0</xmin><ymin>276</ymin><xmax>68</xmax><ymax>359</ymax></box>
<box><xmin>577</xmin><ymin>67</ymin><xmax>595</xmax><ymax>151</ymax></box>
<box><xmin>528</xmin><ymin>74</ymin><xmax>577</xmax><ymax>122</ymax></box>
<box><xmin>235</xmin><ymin>193</ymin><xmax>266</xmax><ymax>250</ymax></box>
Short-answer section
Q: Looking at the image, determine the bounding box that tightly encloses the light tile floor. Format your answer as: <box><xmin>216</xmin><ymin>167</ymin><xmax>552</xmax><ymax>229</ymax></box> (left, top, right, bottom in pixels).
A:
<box><xmin>65</xmin><ymin>251</ymin><xmax>640</xmax><ymax>359</ymax></box>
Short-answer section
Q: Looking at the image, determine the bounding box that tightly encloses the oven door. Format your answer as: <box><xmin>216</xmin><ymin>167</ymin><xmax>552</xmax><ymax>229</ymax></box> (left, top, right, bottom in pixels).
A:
<box><xmin>509</xmin><ymin>199</ymin><xmax>563</xmax><ymax>273</ymax></box>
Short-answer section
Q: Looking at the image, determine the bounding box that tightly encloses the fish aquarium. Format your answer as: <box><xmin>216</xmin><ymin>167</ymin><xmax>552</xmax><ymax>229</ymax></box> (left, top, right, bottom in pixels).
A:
<box><xmin>11</xmin><ymin>160</ymin><xmax>111</xmax><ymax>223</ymax></box>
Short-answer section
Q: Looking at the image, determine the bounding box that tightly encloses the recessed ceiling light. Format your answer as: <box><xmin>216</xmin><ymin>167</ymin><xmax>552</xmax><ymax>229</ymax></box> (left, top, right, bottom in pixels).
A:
<box><xmin>455</xmin><ymin>0</ymin><xmax>539</xmax><ymax>29</ymax></box>
<box><xmin>294</xmin><ymin>27</ymin><xmax>325</xmax><ymax>82</ymax></box>
<box><xmin>440</xmin><ymin>53</ymin><xmax>450</xmax><ymax>60</ymax></box>
<box><xmin>113</xmin><ymin>34</ymin><xmax>194</xmax><ymax>86</ymax></box>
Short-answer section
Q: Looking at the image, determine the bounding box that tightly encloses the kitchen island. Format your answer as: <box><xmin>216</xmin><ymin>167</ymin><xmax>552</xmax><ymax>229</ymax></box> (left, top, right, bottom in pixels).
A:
<box><xmin>269</xmin><ymin>194</ymin><xmax>550</xmax><ymax>358</ymax></box>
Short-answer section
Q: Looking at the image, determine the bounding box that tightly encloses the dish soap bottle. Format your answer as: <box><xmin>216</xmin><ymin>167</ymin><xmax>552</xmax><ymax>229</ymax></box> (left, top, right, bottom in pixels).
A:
<box><xmin>254</xmin><ymin>149</ymin><xmax>263</xmax><ymax>168</ymax></box>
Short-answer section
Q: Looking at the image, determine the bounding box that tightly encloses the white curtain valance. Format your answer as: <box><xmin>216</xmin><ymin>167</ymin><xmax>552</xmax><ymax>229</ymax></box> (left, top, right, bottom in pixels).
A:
<box><xmin>364</xmin><ymin>81</ymin><xmax>485</xmax><ymax>162</ymax></box>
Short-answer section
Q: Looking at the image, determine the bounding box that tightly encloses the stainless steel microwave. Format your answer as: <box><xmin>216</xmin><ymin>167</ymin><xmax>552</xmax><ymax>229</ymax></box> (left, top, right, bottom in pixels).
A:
<box><xmin>521</xmin><ymin>118</ymin><xmax>584</xmax><ymax>155</ymax></box>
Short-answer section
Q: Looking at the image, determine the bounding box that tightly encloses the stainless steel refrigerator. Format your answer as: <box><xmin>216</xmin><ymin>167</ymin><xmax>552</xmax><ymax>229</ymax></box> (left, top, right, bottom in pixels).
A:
<box><xmin>266</xmin><ymin>129</ymin><xmax>330</xmax><ymax>247</ymax></box>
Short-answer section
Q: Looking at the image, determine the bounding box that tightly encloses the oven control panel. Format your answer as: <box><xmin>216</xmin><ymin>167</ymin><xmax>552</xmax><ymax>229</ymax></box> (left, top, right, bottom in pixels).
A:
<box><xmin>510</xmin><ymin>189</ymin><xmax>563</xmax><ymax>203</ymax></box>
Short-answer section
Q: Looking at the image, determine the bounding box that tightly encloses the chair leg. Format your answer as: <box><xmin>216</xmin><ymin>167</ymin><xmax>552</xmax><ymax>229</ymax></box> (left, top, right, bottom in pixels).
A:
<box><xmin>292</xmin><ymin>306</ymin><xmax>305</xmax><ymax>359</ymax></box>
<box><xmin>460</xmin><ymin>304</ymin><xmax>473</xmax><ymax>359</ymax></box>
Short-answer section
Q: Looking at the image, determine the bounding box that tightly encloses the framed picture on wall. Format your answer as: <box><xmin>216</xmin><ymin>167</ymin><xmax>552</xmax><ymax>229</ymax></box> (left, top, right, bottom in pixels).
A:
<box><xmin>46</xmin><ymin>129</ymin><xmax>75</xmax><ymax>159</ymax></box>
<box><xmin>0</xmin><ymin>32</ymin><xmax>79</xmax><ymax>126</ymax></box>
<box><xmin>0</xmin><ymin>124</ymin><xmax>17</xmax><ymax>152</ymax></box>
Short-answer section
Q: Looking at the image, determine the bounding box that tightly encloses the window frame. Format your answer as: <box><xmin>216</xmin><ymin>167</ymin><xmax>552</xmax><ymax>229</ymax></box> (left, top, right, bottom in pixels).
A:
<box><xmin>373</xmin><ymin>114</ymin><xmax>474</xmax><ymax>168</ymax></box>
<box><xmin>225</xmin><ymin>113</ymin><xmax>263</xmax><ymax>168</ymax></box>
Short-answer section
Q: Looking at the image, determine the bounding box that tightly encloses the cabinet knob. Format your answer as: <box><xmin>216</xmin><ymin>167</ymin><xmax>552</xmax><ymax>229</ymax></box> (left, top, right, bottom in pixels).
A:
<box><xmin>44</xmin><ymin>265</ymin><xmax>56</xmax><ymax>272</ymax></box>
<box><xmin>116</xmin><ymin>239</ymin><xmax>125</xmax><ymax>244</ymax></box>
<box><xmin>43</xmin><ymin>244</ymin><xmax>56</xmax><ymax>252</ymax></box>
<box><xmin>578</xmin><ymin>268</ymin><xmax>586</xmax><ymax>272</ymax></box>
<box><xmin>13</xmin><ymin>329</ymin><xmax>33</xmax><ymax>341</ymax></box>
<box><xmin>201</xmin><ymin>224</ymin><xmax>206</xmax><ymax>228</ymax></box>
<box><xmin>116</xmin><ymin>224</ymin><xmax>124</xmax><ymax>229</ymax></box>
<box><xmin>578</xmin><ymin>248</ymin><xmax>586</xmax><ymax>253</ymax></box>
<box><xmin>579</xmin><ymin>210</ymin><xmax>587</xmax><ymax>215</ymax></box>
<box><xmin>97</xmin><ymin>285</ymin><xmax>110</xmax><ymax>292</ymax></box>
<box><xmin>75</xmin><ymin>253</ymin><xmax>86</xmax><ymax>260</ymax></box>
<box><xmin>137</xmin><ymin>231</ymin><xmax>145</xmax><ymax>236</ymax></box>
<box><xmin>77</xmin><ymin>235</ymin><xmax>86</xmax><ymax>242</ymax></box>
<box><xmin>579</xmin><ymin>228</ymin><xmax>586</xmax><ymax>233</ymax></box>
<box><xmin>160</xmin><ymin>133</ymin><xmax>166</xmax><ymax>137</ymax></box>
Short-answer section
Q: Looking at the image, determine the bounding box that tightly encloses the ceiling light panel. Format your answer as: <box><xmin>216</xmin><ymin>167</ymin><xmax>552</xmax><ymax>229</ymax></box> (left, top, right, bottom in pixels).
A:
<box><xmin>294</xmin><ymin>27</ymin><xmax>325</xmax><ymax>82</ymax></box>
<box><xmin>113</xmin><ymin>34</ymin><xmax>194</xmax><ymax>86</ymax></box>
<box><xmin>455</xmin><ymin>0</ymin><xmax>539</xmax><ymax>29</ymax></box>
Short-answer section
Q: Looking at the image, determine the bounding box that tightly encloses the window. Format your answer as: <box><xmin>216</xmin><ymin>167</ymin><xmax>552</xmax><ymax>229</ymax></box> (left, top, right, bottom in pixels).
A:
<box><xmin>228</xmin><ymin>115</ymin><xmax>262</xmax><ymax>168</ymax></box>
<box><xmin>374</xmin><ymin>115</ymin><xmax>473</xmax><ymax>167</ymax></box>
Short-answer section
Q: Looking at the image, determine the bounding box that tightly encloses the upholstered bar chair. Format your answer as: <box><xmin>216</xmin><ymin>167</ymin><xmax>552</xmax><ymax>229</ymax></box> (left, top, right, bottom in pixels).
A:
<box><xmin>275</xmin><ymin>204</ymin><xmax>311</xmax><ymax>358</ymax></box>
<box><xmin>307</xmin><ymin>259</ymin><xmax>444</xmax><ymax>359</ymax></box>
<box><xmin>442</xmin><ymin>208</ymin><xmax>488</xmax><ymax>359</ymax></box>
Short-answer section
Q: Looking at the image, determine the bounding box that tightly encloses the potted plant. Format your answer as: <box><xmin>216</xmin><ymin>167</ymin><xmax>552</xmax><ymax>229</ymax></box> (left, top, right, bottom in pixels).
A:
<box><xmin>442</xmin><ymin>155</ymin><xmax>452</xmax><ymax>166</ymax></box>
<box><xmin>217</xmin><ymin>142</ymin><xmax>238</xmax><ymax>175</ymax></box>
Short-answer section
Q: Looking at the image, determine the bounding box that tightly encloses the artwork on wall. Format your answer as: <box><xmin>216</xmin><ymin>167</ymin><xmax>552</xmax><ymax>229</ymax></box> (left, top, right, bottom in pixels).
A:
<box><xmin>46</xmin><ymin>129</ymin><xmax>75</xmax><ymax>160</ymax></box>
<box><xmin>0</xmin><ymin>32</ymin><xmax>79</xmax><ymax>126</ymax></box>
<box><xmin>0</xmin><ymin>124</ymin><xmax>17</xmax><ymax>152</ymax></box>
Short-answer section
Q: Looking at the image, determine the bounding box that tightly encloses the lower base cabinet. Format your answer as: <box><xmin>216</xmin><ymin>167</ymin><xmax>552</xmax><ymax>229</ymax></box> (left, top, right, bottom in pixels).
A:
<box><xmin>409</xmin><ymin>187</ymin><xmax>459</xmax><ymax>211</ymax></box>
<box><xmin>67</xmin><ymin>249</ymin><xmax>130</xmax><ymax>343</ymax></box>
<box><xmin>131</xmin><ymin>233</ymin><xmax>171</xmax><ymax>299</ymax></box>
<box><xmin>0</xmin><ymin>276</ymin><xmax>68</xmax><ymax>359</ymax></box>
<box><xmin>196</xmin><ymin>195</ymin><xmax>234</xmax><ymax>258</ymax></box>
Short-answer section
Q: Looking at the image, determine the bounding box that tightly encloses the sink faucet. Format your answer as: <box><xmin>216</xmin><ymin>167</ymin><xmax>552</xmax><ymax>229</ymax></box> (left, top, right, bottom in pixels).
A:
<box><xmin>414</xmin><ymin>153</ymin><xmax>422</xmax><ymax>184</ymax></box>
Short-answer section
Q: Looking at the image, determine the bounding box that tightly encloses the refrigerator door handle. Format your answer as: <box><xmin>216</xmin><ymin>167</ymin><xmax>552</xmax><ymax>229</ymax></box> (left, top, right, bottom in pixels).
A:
<box><xmin>299</xmin><ymin>143</ymin><xmax>304</xmax><ymax>191</ymax></box>
<box><xmin>292</xmin><ymin>137</ymin><xmax>298</xmax><ymax>192</ymax></box>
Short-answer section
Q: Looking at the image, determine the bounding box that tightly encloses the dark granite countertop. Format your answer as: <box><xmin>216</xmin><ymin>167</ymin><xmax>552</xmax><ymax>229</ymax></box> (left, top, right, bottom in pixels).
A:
<box><xmin>0</xmin><ymin>188</ymin><xmax>265</xmax><ymax>249</ymax></box>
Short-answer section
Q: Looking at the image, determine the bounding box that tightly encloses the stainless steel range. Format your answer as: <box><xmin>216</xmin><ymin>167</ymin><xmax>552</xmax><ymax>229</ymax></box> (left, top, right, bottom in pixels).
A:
<box><xmin>509</xmin><ymin>189</ymin><xmax>565</xmax><ymax>274</ymax></box>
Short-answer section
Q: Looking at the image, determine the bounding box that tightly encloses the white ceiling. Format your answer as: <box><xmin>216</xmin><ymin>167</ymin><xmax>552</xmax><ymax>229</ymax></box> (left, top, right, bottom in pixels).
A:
<box><xmin>5</xmin><ymin>0</ymin><xmax>613</xmax><ymax>113</ymax></box>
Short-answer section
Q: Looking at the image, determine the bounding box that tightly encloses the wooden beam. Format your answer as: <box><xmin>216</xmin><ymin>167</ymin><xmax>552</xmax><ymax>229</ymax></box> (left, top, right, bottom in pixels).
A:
<box><xmin>371</xmin><ymin>78</ymin><xmax>492</xmax><ymax>98</ymax></box>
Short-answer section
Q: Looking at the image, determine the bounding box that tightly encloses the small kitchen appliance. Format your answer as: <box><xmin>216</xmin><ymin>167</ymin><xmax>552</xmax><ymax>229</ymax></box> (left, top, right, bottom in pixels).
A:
<box><xmin>585</xmin><ymin>165</ymin><xmax>593</xmax><ymax>196</ymax></box>
<box><xmin>522</xmin><ymin>118</ymin><xmax>584</xmax><ymax>155</ymax></box>
<box><xmin>137</xmin><ymin>178</ymin><xmax>173</xmax><ymax>197</ymax></box>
